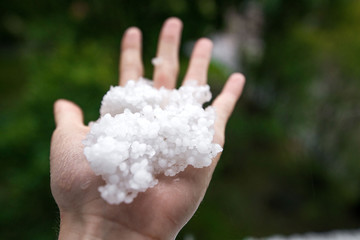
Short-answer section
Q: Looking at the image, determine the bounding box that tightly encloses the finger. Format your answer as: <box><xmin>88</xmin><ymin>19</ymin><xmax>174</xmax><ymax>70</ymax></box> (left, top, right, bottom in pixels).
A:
<box><xmin>54</xmin><ymin>99</ymin><xmax>84</xmax><ymax>129</ymax></box>
<box><xmin>180</xmin><ymin>74</ymin><xmax>245</xmax><ymax>188</ymax></box>
<box><xmin>119</xmin><ymin>27</ymin><xmax>143</xmax><ymax>86</ymax></box>
<box><xmin>212</xmin><ymin>73</ymin><xmax>245</xmax><ymax>136</ymax></box>
<box><xmin>153</xmin><ymin>17</ymin><xmax>183</xmax><ymax>89</ymax></box>
<box><xmin>183</xmin><ymin>38</ymin><xmax>213</xmax><ymax>85</ymax></box>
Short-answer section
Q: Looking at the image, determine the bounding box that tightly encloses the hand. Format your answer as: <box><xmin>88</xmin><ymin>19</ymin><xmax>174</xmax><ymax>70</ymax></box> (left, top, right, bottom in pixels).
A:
<box><xmin>50</xmin><ymin>17</ymin><xmax>245</xmax><ymax>240</ymax></box>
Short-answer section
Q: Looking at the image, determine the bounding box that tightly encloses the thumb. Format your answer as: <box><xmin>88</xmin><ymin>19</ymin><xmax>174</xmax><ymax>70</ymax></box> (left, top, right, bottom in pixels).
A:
<box><xmin>53</xmin><ymin>99</ymin><xmax>85</xmax><ymax>129</ymax></box>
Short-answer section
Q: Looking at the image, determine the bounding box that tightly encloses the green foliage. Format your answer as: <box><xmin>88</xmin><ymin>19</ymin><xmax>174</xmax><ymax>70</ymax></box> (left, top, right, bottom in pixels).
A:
<box><xmin>1</xmin><ymin>0</ymin><xmax>360</xmax><ymax>239</ymax></box>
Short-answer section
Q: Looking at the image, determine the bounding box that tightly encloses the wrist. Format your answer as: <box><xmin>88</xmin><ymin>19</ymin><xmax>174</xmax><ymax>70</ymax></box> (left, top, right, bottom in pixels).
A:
<box><xmin>58</xmin><ymin>211</ymin><xmax>153</xmax><ymax>240</ymax></box>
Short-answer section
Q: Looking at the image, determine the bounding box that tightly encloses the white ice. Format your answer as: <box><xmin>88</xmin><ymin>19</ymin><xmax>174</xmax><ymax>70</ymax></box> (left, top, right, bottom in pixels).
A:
<box><xmin>83</xmin><ymin>78</ymin><xmax>222</xmax><ymax>204</ymax></box>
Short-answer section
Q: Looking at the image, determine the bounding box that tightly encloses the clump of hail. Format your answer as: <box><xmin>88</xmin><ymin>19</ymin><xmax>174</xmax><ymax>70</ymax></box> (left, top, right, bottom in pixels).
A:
<box><xmin>83</xmin><ymin>78</ymin><xmax>222</xmax><ymax>204</ymax></box>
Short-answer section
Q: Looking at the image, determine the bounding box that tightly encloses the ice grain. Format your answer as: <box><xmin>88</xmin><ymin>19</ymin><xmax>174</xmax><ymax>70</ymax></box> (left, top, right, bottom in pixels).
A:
<box><xmin>83</xmin><ymin>79</ymin><xmax>222</xmax><ymax>204</ymax></box>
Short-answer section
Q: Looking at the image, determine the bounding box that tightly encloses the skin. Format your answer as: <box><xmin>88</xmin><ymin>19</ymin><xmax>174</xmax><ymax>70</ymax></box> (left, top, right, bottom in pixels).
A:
<box><xmin>51</xmin><ymin>17</ymin><xmax>245</xmax><ymax>240</ymax></box>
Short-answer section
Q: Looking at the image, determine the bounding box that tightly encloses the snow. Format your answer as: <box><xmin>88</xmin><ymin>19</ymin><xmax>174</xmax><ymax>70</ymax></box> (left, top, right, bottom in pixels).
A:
<box><xmin>83</xmin><ymin>78</ymin><xmax>222</xmax><ymax>204</ymax></box>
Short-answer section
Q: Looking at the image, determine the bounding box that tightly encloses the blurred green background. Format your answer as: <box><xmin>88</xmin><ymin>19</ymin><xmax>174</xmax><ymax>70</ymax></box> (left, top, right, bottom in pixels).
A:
<box><xmin>1</xmin><ymin>0</ymin><xmax>360</xmax><ymax>239</ymax></box>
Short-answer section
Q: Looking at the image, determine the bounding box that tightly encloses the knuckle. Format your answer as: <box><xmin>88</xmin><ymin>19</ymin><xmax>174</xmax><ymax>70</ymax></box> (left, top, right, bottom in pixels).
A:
<box><xmin>162</xmin><ymin>59</ymin><xmax>179</xmax><ymax>75</ymax></box>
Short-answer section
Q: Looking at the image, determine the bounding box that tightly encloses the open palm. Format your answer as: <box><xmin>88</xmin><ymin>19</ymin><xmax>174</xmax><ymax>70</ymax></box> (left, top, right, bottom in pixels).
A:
<box><xmin>50</xmin><ymin>18</ymin><xmax>245</xmax><ymax>240</ymax></box>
